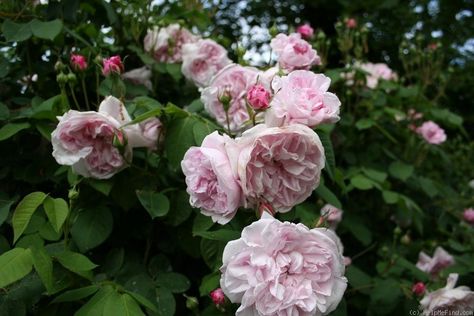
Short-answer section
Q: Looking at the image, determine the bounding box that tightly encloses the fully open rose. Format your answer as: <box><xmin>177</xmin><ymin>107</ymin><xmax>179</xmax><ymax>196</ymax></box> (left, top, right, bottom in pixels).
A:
<box><xmin>270</xmin><ymin>33</ymin><xmax>320</xmax><ymax>72</ymax></box>
<box><xmin>181</xmin><ymin>39</ymin><xmax>231</xmax><ymax>87</ymax></box>
<box><xmin>416</xmin><ymin>246</ymin><xmax>454</xmax><ymax>276</ymax></box>
<box><xmin>265</xmin><ymin>70</ymin><xmax>341</xmax><ymax>128</ymax></box>
<box><xmin>230</xmin><ymin>124</ymin><xmax>325</xmax><ymax>212</ymax></box>
<box><xmin>220</xmin><ymin>212</ymin><xmax>347</xmax><ymax>315</ymax></box>
<box><xmin>201</xmin><ymin>64</ymin><xmax>259</xmax><ymax>132</ymax></box>
<box><xmin>181</xmin><ymin>131</ymin><xmax>242</xmax><ymax>224</ymax></box>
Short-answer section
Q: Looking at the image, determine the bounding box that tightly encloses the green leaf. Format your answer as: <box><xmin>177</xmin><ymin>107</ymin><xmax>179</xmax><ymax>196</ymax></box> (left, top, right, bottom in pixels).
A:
<box><xmin>12</xmin><ymin>192</ymin><xmax>47</xmax><ymax>243</ymax></box>
<box><xmin>369</xmin><ymin>278</ymin><xmax>402</xmax><ymax>314</ymax></box>
<box><xmin>125</xmin><ymin>291</ymin><xmax>158</xmax><ymax>313</ymax></box>
<box><xmin>165</xmin><ymin>191</ymin><xmax>193</xmax><ymax>226</ymax></box>
<box><xmin>192</xmin><ymin>120</ymin><xmax>213</xmax><ymax>145</ymax></box>
<box><xmin>362</xmin><ymin>168</ymin><xmax>387</xmax><ymax>183</ymax></box>
<box><xmin>76</xmin><ymin>286</ymin><xmax>115</xmax><ymax>316</ymax></box>
<box><xmin>318</xmin><ymin>129</ymin><xmax>336</xmax><ymax>180</ymax></box>
<box><xmin>342</xmin><ymin>215</ymin><xmax>372</xmax><ymax>246</ymax></box>
<box><xmin>315</xmin><ymin>183</ymin><xmax>342</xmax><ymax>209</ymax></box>
<box><xmin>388</xmin><ymin>161</ymin><xmax>414</xmax><ymax>181</ymax></box>
<box><xmin>30</xmin><ymin>246</ymin><xmax>54</xmax><ymax>293</ymax></box>
<box><xmin>199</xmin><ymin>271</ymin><xmax>220</xmax><ymax>296</ymax></box>
<box><xmin>0</xmin><ymin>122</ymin><xmax>31</xmax><ymax>142</ymax></box>
<box><xmin>0</xmin><ymin>198</ymin><xmax>15</xmax><ymax>226</ymax></box>
<box><xmin>155</xmin><ymin>272</ymin><xmax>190</xmax><ymax>293</ymax></box>
<box><xmin>30</xmin><ymin>19</ymin><xmax>63</xmax><ymax>41</ymax></box>
<box><xmin>0</xmin><ymin>102</ymin><xmax>10</xmax><ymax>120</ymax></box>
<box><xmin>350</xmin><ymin>175</ymin><xmax>374</xmax><ymax>190</ymax></box>
<box><xmin>200</xmin><ymin>238</ymin><xmax>223</xmax><ymax>269</ymax></box>
<box><xmin>136</xmin><ymin>190</ymin><xmax>170</xmax><ymax>219</ymax></box>
<box><xmin>85</xmin><ymin>179</ymin><xmax>114</xmax><ymax>196</ymax></box>
<box><xmin>166</xmin><ymin>63</ymin><xmax>182</xmax><ymax>81</ymax></box>
<box><xmin>194</xmin><ymin>229</ymin><xmax>240</xmax><ymax>242</ymax></box>
<box><xmin>155</xmin><ymin>287</ymin><xmax>175</xmax><ymax>316</ymax></box>
<box><xmin>346</xmin><ymin>265</ymin><xmax>372</xmax><ymax>289</ymax></box>
<box><xmin>192</xmin><ymin>213</ymin><xmax>214</xmax><ymax>234</ymax></box>
<box><xmin>52</xmin><ymin>285</ymin><xmax>100</xmax><ymax>303</ymax></box>
<box><xmin>43</xmin><ymin>197</ymin><xmax>68</xmax><ymax>233</ymax></box>
<box><xmin>355</xmin><ymin>118</ymin><xmax>375</xmax><ymax>130</ymax></box>
<box><xmin>417</xmin><ymin>176</ymin><xmax>438</xmax><ymax>198</ymax></box>
<box><xmin>2</xmin><ymin>20</ymin><xmax>32</xmax><ymax>42</ymax></box>
<box><xmin>71</xmin><ymin>206</ymin><xmax>113</xmax><ymax>252</ymax></box>
<box><xmin>164</xmin><ymin>116</ymin><xmax>197</xmax><ymax>171</ymax></box>
<box><xmin>104</xmin><ymin>291</ymin><xmax>145</xmax><ymax>316</ymax></box>
<box><xmin>124</xmin><ymin>108</ymin><xmax>161</xmax><ymax>126</ymax></box>
<box><xmin>382</xmin><ymin>190</ymin><xmax>400</xmax><ymax>204</ymax></box>
<box><xmin>55</xmin><ymin>251</ymin><xmax>98</xmax><ymax>274</ymax></box>
<box><xmin>0</xmin><ymin>248</ymin><xmax>33</xmax><ymax>288</ymax></box>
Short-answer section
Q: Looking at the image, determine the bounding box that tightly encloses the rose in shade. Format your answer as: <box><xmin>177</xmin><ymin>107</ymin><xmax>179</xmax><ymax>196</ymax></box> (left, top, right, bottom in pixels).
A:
<box><xmin>416</xmin><ymin>246</ymin><xmax>454</xmax><ymax>276</ymax></box>
<box><xmin>416</xmin><ymin>121</ymin><xmax>447</xmax><ymax>145</ymax></box>
<box><xmin>181</xmin><ymin>39</ymin><xmax>231</xmax><ymax>88</ymax></box>
<box><xmin>231</xmin><ymin>124</ymin><xmax>325</xmax><ymax>213</ymax></box>
<box><xmin>296</xmin><ymin>24</ymin><xmax>314</xmax><ymax>39</ymax></box>
<box><xmin>102</xmin><ymin>56</ymin><xmax>124</xmax><ymax>76</ymax></box>
<box><xmin>420</xmin><ymin>274</ymin><xmax>474</xmax><ymax>315</ymax></box>
<box><xmin>70</xmin><ymin>54</ymin><xmax>87</xmax><ymax>71</ymax></box>
<box><xmin>265</xmin><ymin>70</ymin><xmax>341</xmax><ymax>128</ymax></box>
<box><xmin>201</xmin><ymin>64</ymin><xmax>259</xmax><ymax>132</ymax></box>
<box><xmin>270</xmin><ymin>33</ymin><xmax>320</xmax><ymax>72</ymax></box>
<box><xmin>220</xmin><ymin>212</ymin><xmax>347</xmax><ymax>316</ymax></box>
<box><xmin>181</xmin><ymin>132</ymin><xmax>242</xmax><ymax>224</ymax></box>
<box><xmin>51</xmin><ymin>96</ymin><xmax>132</xmax><ymax>179</ymax></box>
<box><xmin>122</xmin><ymin>66</ymin><xmax>152</xmax><ymax>90</ymax></box>
<box><xmin>143</xmin><ymin>24</ymin><xmax>198</xmax><ymax>63</ymax></box>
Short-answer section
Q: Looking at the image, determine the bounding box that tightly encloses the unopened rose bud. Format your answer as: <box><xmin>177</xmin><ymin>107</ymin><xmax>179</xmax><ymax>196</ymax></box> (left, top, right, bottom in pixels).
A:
<box><xmin>67</xmin><ymin>73</ymin><xmax>77</xmax><ymax>85</ymax></box>
<box><xmin>68</xmin><ymin>187</ymin><xmax>79</xmax><ymax>200</ymax></box>
<box><xmin>296</xmin><ymin>24</ymin><xmax>314</xmax><ymax>39</ymax></box>
<box><xmin>113</xmin><ymin>130</ymin><xmax>128</xmax><ymax>154</ymax></box>
<box><xmin>247</xmin><ymin>84</ymin><xmax>271</xmax><ymax>111</ymax></box>
<box><xmin>56</xmin><ymin>73</ymin><xmax>68</xmax><ymax>84</ymax></box>
<box><xmin>412</xmin><ymin>282</ymin><xmax>426</xmax><ymax>296</ymax></box>
<box><xmin>401</xmin><ymin>234</ymin><xmax>411</xmax><ymax>245</ymax></box>
<box><xmin>210</xmin><ymin>288</ymin><xmax>226</xmax><ymax>306</ymax></box>
<box><xmin>70</xmin><ymin>54</ymin><xmax>88</xmax><ymax>71</ymax></box>
<box><xmin>346</xmin><ymin>18</ymin><xmax>357</xmax><ymax>29</ymax></box>
<box><xmin>218</xmin><ymin>90</ymin><xmax>232</xmax><ymax>111</ymax></box>
<box><xmin>393</xmin><ymin>226</ymin><xmax>402</xmax><ymax>236</ymax></box>
<box><xmin>269</xmin><ymin>24</ymin><xmax>278</xmax><ymax>38</ymax></box>
<box><xmin>102</xmin><ymin>55</ymin><xmax>124</xmax><ymax>76</ymax></box>
<box><xmin>55</xmin><ymin>61</ymin><xmax>65</xmax><ymax>72</ymax></box>
<box><xmin>184</xmin><ymin>294</ymin><xmax>199</xmax><ymax>311</ymax></box>
<box><xmin>463</xmin><ymin>208</ymin><xmax>474</xmax><ymax>225</ymax></box>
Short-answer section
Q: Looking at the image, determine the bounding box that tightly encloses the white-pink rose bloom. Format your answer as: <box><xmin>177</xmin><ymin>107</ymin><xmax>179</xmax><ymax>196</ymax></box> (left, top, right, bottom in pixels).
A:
<box><xmin>271</xmin><ymin>33</ymin><xmax>321</xmax><ymax>72</ymax></box>
<box><xmin>230</xmin><ymin>124</ymin><xmax>325</xmax><ymax>212</ymax></box>
<box><xmin>420</xmin><ymin>273</ymin><xmax>474</xmax><ymax>315</ymax></box>
<box><xmin>122</xmin><ymin>66</ymin><xmax>152</xmax><ymax>90</ymax></box>
<box><xmin>220</xmin><ymin>212</ymin><xmax>347</xmax><ymax>316</ymax></box>
<box><xmin>358</xmin><ymin>62</ymin><xmax>397</xmax><ymax>89</ymax></box>
<box><xmin>201</xmin><ymin>64</ymin><xmax>259</xmax><ymax>132</ymax></box>
<box><xmin>320</xmin><ymin>204</ymin><xmax>343</xmax><ymax>229</ymax></box>
<box><xmin>51</xmin><ymin>96</ymin><xmax>132</xmax><ymax>179</ymax></box>
<box><xmin>265</xmin><ymin>70</ymin><xmax>341</xmax><ymax>128</ymax></box>
<box><xmin>416</xmin><ymin>246</ymin><xmax>455</xmax><ymax>276</ymax></box>
<box><xmin>416</xmin><ymin>121</ymin><xmax>447</xmax><ymax>145</ymax></box>
<box><xmin>143</xmin><ymin>24</ymin><xmax>198</xmax><ymax>63</ymax></box>
<box><xmin>181</xmin><ymin>39</ymin><xmax>231</xmax><ymax>88</ymax></box>
<box><xmin>181</xmin><ymin>131</ymin><xmax>242</xmax><ymax>224</ymax></box>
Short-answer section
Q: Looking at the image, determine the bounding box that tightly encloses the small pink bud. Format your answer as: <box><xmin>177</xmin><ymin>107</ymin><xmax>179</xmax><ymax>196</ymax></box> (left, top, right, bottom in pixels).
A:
<box><xmin>412</xmin><ymin>282</ymin><xmax>426</xmax><ymax>296</ymax></box>
<box><xmin>70</xmin><ymin>54</ymin><xmax>88</xmax><ymax>71</ymax></box>
<box><xmin>296</xmin><ymin>24</ymin><xmax>314</xmax><ymax>39</ymax></box>
<box><xmin>428</xmin><ymin>43</ymin><xmax>438</xmax><ymax>51</ymax></box>
<box><xmin>343</xmin><ymin>256</ymin><xmax>352</xmax><ymax>266</ymax></box>
<box><xmin>247</xmin><ymin>84</ymin><xmax>271</xmax><ymax>110</ymax></box>
<box><xmin>210</xmin><ymin>288</ymin><xmax>225</xmax><ymax>306</ymax></box>
<box><xmin>346</xmin><ymin>18</ymin><xmax>357</xmax><ymax>29</ymax></box>
<box><xmin>102</xmin><ymin>55</ymin><xmax>124</xmax><ymax>76</ymax></box>
<box><xmin>258</xmin><ymin>201</ymin><xmax>275</xmax><ymax>217</ymax></box>
<box><xmin>463</xmin><ymin>208</ymin><xmax>474</xmax><ymax>224</ymax></box>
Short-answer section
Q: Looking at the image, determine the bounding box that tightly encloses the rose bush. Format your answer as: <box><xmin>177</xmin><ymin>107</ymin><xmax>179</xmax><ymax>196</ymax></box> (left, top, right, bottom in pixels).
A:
<box><xmin>0</xmin><ymin>1</ymin><xmax>472</xmax><ymax>316</ymax></box>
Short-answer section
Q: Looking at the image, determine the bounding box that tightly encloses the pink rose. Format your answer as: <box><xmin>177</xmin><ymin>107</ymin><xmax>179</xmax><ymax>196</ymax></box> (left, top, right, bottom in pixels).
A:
<box><xmin>102</xmin><ymin>56</ymin><xmax>124</xmax><ymax>76</ymax></box>
<box><xmin>270</xmin><ymin>33</ymin><xmax>320</xmax><ymax>72</ymax></box>
<box><xmin>51</xmin><ymin>96</ymin><xmax>132</xmax><ymax>179</ymax></box>
<box><xmin>143</xmin><ymin>24</ymin><xmax>198</xmax><ymax>63</ymax></box>
<box><xmin>416</xmin><ymin>246</ymin><xmax>455</xmax><ymax>276</ymax></box>
<box><xmin>181</xmin><ymin>39</ymin><xmax>231</xmax><ymax>88</ymax></box>
<box><xmin>181</xmin><ymin>132</ymin><xmax>242</xmax><ymax>224</ymax></box>
<box><xmin>296</xmin><ymin>24</ymin><xmax>314</xmax><ymax>39</ymax></box>
<box><xmin>210</xmin><ymin>288</ymin><xmax>226</xmax><ymax>306</ymax></box>
<box><xmin>416</xmin><ymin>121</ymin><xmax>447</xmax><ymax>145</ymax></box>
<box><xmin>124</xmin><ymin>117</ymin><xmax>162</xmax><ymax>150</ymax></box>
<box><xmin>201</xmin><ymin>64</ymin><xmax>259</xmax><ymax>132</ymax></box>
<box><xmin>345</xmin><ymin>18</ymin><xmax>357</xmax><ymax>29</ymax></box>
<box><xmin>220</xmin><ymin>212</ymin><xmax>347</xmax><ymax>316</ymax></box>
<box><xmin>420</xmin><ymin>274</ymin><xmax>474</xmax><ymax>315</ymax></box>
<box><xmin>247</xmin><ymin>84</ymin><xmax>271</xmax><ymax>110</ymax></box>
<box><xmin>232</xmin><ymin>124</ymin><xmax>325</xmax><ymax>213</ymax></box>
<box><xmin>320</xmin><ymin>204</ymin><xmax>343</xmax><ymax>229</ymax></box>
<box><xmin>413</xmin><ymin>282</ymin><xmax>426</xmax><ymax>296</ymax></box>
<box><xmin>265</xmin><ymin>70</ymin><xmax>341</xmax><ymax>128</ymax></box>
<box><xmin>122</xmin><ymin>66</ymin><xmax>152</xmax><ymax>90</ymax></box>
<box><xmin>70</xmin><ymin>54</ymin><xmax>87</xmax><ymax>71</ymax></box>
<box><xmin>358</xmin><ymin>62</ymin><xmax>397</xmax><ymax>89</ymax></box>
<box><xmin>463</xmin><ymin>208</ymin><xmax>474</xmax><ymax>224</ymax></box>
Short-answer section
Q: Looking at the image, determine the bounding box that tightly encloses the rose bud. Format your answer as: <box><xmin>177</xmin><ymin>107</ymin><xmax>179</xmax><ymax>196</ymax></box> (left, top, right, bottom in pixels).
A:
<box><xmin>210</xmin><ymin>288</ymin><xmax>225</xmax><ymax>306</ymax></box>
<box><xmin>346</xmin><ymin>18</ymin><xmax>357</xmax><ymax>29</ymax></box>
<box><xmin>463</xmin><ymin>208</ymin><xmax>474</xmax><ymax>224</ymax></box>
<box><xmin>70</xmin><ymin>54</ymin><xmax>88</xmax><ymax>71</ymax></box>
<box><xmin>412</xmin><ymin>282</ymin><xmax>426</xmax><ymax>296</ymax></box>
<box><xmin>102</xmin><ymin>55</ymin><xmax>124</xmax><ymax>76</ymax></box>
<box><xmin>296</xmin><ymin>23</ymin><xmax>314</xmax><ymax>39</ymax></box>
<box><xmin>247</xmin><ymin>84</ymin><xmax>271</xmax><ymax>111</ymax></box>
